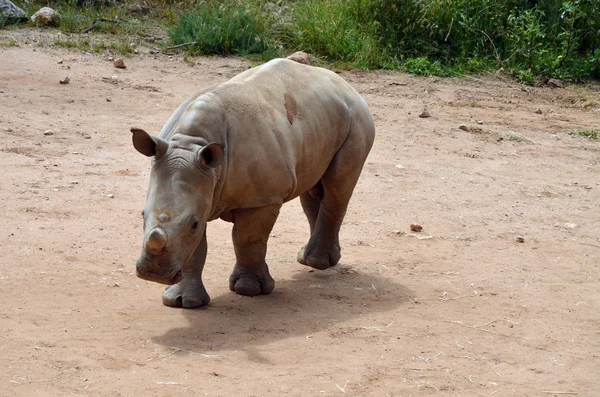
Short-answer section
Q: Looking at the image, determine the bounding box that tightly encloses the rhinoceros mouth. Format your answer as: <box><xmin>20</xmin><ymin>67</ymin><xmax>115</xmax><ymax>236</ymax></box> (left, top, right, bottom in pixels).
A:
<box><xmin>136</xmin><ymin>260</ymin><xmax>182</xmax><ymax>285</ymax></box>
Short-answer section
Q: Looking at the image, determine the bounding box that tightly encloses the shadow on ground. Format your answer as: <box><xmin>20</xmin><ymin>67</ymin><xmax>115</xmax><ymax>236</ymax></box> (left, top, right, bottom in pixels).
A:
<box><xmin>151</xmin><ymin>264</ymin><xmax>411</xmax><ymax>353</ymax></box>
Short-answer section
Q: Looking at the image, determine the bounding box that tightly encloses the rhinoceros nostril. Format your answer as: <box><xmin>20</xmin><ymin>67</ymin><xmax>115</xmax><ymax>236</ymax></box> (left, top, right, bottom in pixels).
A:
<box><xmin>146</xmin><ymin>228</ymin><xmax>167</xmax><ymax>254</ymax></box>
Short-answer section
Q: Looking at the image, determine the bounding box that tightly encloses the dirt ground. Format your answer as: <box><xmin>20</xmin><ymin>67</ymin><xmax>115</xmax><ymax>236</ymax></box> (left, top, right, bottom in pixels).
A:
<box><xmin>1</xmin><ymin>37</ymin><xmax>599</xmax><ymax>397</ymax></box>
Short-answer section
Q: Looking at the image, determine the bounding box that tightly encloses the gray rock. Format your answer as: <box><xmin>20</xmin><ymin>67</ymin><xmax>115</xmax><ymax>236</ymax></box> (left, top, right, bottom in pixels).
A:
<box><xmin>0</xmin><ymin>0</ymin><xmax>27</xmax><ymax>23</ymax></box>
<box><xmin>31</xmin><ymin>7</ymin><xmax>60</xmax><ymax>27</ymax></box>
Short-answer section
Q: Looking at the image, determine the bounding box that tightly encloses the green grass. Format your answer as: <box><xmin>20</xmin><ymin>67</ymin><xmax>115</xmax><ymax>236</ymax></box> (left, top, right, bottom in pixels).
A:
<box><xmin>52</xmin><ymin>35</ymin><xmax>133</xmax><ymax>54</ymax></box>
<box><xmin>570</xmin><ymin>129</ymin><xmax>599</xmax><ymax>139</ymax></box>
<box><xmin>168</xmin><ymin>2</ymin><xmax>272</xmax><ymax>56</ymax></box>
<box><xmin>4</xmin><ymin>0</ymin><xmax>600</xmax><ymax>80</ymax></box>
<box><xmin>507</xmin><ymin>134</ymin><xmax>526</xmax><ymax>142</ymax></box>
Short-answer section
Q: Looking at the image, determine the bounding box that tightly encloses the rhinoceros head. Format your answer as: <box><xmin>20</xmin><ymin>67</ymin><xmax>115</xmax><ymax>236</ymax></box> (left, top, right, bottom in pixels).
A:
<box><xmin>131</xmin><ymin>128</ymin><xmax>224</xmax><ymax>285</ymax></box>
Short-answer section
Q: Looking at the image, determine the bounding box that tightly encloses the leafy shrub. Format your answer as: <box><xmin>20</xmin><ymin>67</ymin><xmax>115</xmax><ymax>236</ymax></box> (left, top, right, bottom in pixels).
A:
<box><xmin>168</xmin><ymin>1</ymin><xmax>270</xmax><ymax>56</ymax></box>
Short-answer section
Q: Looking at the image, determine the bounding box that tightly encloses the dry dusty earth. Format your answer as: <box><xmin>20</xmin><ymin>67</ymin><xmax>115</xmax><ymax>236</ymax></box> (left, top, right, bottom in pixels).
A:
<box><xmin>1</xmin><ymin>37</ymin><xmax>599</xmax><ymax>397</ymax></box>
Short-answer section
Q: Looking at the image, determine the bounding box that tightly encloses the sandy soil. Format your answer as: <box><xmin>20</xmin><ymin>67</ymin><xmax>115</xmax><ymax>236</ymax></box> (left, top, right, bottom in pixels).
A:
<box><xmin>1</xmin><ymin>40</ymin><xmax>599</xmax><ymax>397</ymax></box>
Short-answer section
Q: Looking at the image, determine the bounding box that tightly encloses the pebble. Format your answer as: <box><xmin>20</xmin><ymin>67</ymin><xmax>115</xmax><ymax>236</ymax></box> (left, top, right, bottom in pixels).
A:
<box><xmin>459</xmin><ymin>125</ymin><xmax>469</xmax><ymax>131</ymax></box>
<box><xmin>535</xmin><ymin>108</ymin><xmax>543</xmax><ymax>114</ymax></box>
<box><xmin>43</xmin><ymin>130</ymin><xmax>53</xmax><ymax>136</ymax></box>
<box><xmin>59</xmin><ymin>76</ymin><xmax>70</xmax><ymax>84</ymax></box>
<box><xmin>419</xmin><ymin>108</ymin><xmax>431</xmax><ymax>118</ymax></box>
<box><xmin>410</xmin><ymin>224</ymin><xmax>423</xmax><ymax>232</ymax></box>
<box><xmin>516</xmin><ymin>236</ymin><xmax>525</xmax><ymax>243</ymax></box>
<box><xmin>106</xmin><ymin>194</ymin><xmax>114</xmax><ymax>198</ymax></box>
<box><xmin>113</xmin><ymin>59</ymin><xmax>126</xmax><ymax>69</ymax></box>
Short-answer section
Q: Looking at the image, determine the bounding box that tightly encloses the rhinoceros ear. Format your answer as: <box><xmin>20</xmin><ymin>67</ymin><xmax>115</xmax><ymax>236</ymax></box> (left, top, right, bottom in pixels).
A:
<box><xmin>131</xmin><ymin>128</ymin><xmax>169</xmax><ymax>159</ymax></box>
<box><xmin>199</xmin><ymin>143</ymin><xmax>225</xmax><ymax>168</ymax></box>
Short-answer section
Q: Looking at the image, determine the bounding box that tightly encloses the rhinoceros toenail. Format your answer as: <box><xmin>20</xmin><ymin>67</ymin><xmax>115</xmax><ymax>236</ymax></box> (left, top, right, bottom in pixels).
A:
<box><xmin>158</xmin><ymin>213</ymin><xmax>169</xmax><ymax>222</ymax></box>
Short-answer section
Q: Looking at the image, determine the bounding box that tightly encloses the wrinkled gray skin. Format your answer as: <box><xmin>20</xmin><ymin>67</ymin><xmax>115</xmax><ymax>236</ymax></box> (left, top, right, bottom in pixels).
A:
<box><xmin>132</xmin><ymin>58</ymin><xmax>375</xmax><ymax>308</ymax></box>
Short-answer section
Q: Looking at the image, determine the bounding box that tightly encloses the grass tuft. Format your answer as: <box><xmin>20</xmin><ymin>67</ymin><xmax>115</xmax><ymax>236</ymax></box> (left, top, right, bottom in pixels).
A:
<box><xmin>570</xmin><ymin>129</ymin><xmax>599</xmax><ymax>139</ymax></box>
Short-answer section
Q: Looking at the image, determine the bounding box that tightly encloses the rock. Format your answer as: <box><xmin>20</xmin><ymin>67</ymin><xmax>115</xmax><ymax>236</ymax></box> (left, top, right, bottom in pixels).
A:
<box><xmin>31</xmin><ymin>7</ymin><xmax>60</xmax><ymax>27</ymax></box>
<box><xmin>106</xmin><ymin>194</ymin><xmax>114</xmax><ymax>198</ymax></box>
<box><xmin>286</xmin><ymin>51</ymin><xmax>312</xmax><ymax>65</ymax></box>
<box><xmin>419</xmin><ymin>108</ymin><xmax>431</xmax><ymax>118</ymax></box>
<box><xmin>113</xmin><ymin>58</ymin><xmax>126</xmax><ymax>69</ymax></box>
<box><xmin>459</xmin><ymin>124</ymin><xmax>469</xmax><ymax>131</ymax></box>
<box><xmin>0</xmin><ymin>0</ymin><xmax>27</xmax><ymax>23</ymax></box>
<box><xmin>59</xmin><ymin>76</ymin><xmax>70</xmax><ymax>84</ymax></box>
<box><xmin>410</xmin><ymin>224</ymin><xmax>423</xmax><ymax>232</ymax></box>
<box><xmin>57</xmin><ymin>59</ymin><xmax>63</xmax><ymax>64</ymax></box>
<box><xmin>535</xmin><ymin>108</ymin><xmax>543</xmax><ymax>114</ymax></box>
<box><xmin>106</xmin><ymin>97</ymin><xmax>112</xmax><ymax>102</ymax></box>
<box><xmin>545</xmin><ymin>78</ymin><xmax>564</xmax><ymax>89</ymax></box>
<box><xmin>516</xmin><ymin>236</ymin><xmax>525</xmax><ymax>243</ymax></box>
<box><xmin>43</xmin><ymin>130</ymin><xmax>53</xmax><ymax>136</ymax></box>
<box><xmin>476</xmin><ymin>120</ymin><xmax>484</xmax><ymax>125</ymax></box>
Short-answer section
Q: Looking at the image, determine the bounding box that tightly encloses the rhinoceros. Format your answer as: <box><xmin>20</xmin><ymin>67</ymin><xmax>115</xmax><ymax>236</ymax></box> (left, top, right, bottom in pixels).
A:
<box><xmin>132</xmin><ymin>57</ymin><xmax>375</xmax><ymax>308</ymax></box>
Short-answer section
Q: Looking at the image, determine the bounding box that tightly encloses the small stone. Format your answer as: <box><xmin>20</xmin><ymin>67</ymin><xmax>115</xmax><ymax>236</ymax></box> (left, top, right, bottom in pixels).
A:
<box><xmin>395</xmin><ymin>164</ymin><xmax>405</xmax><ymax>169</ymax></box>
<box><xmin>43</xmin><ymin>130</ymin><xmax>53</xmax><ymax>136</ymax></box>
<box><xmin>535</xmin><ymin>108</ymin><xmax>543</xmax><ymax>114</ymax></box>
<box><xmin>419</xmin><ymin>108</ymin><xmax>431</xmax><ymax>118</ymax></box>
<box><xmin>31</xmin><ymin>7</ymin><xmax>60</xmax><ymax>27</ymax></box>
<box><xmin>113</xmin><ymin>59</ymin><xmax>126</xmax><ymax>69</ymax></box>
<box><xmin>106</xmin><ymin>97</ymin><xmax>112</xmax><ymax>102</ymax></box>
<box><xmin>108</xmin><ymin>56</ymin><xmax>114</xmax><ymax>61</ymax></box>
<box><xmin>516</xmin><ymin>236</ymin><xmax>525</xmax><ymax>243</ymax></box>
<box><xmin>476</xmin><ymin>120</ymin><xmax>484</xmax><ymax>125</ymax></box>
<box><xmin>111</xmin><ymin>75</ymin><xmax>118</xmax><ymax>80</ymax></box>
<box><xmin>57</xmin><ymin>59</ymin><xmax>63</xmax><ymax>64</ymax></box>
<box><xmin>545</xmin><ymin>78</ymin><xmax>564</xmax><ymax>89</ymax></box>
<box><xmin>106</xmin><ymin>194</ymin><xmax>114</xmax><ymax>198</ymax></box>
<box><xmin>59</xmin><ymin>76</ymin><xmax>70</xmax><ymax>84</ymax></box>
<box><xmin>70</xmin><ymin>181</ymin><xmax>78</xmax><ymax>184</ymax></box>
<box><xmin>459</xmin><ymin>125</ymin><xmax>469</xmax><ymax>131</ymax></box>
<box><xmin>410</xmin><ymin>224</ymin><xmax>423</xmax><ymax>232</ymax></box>
<box><xmin>133</xmin><ymin>48</ymin><xmax>139</xmax><ymax>54</ymax></box>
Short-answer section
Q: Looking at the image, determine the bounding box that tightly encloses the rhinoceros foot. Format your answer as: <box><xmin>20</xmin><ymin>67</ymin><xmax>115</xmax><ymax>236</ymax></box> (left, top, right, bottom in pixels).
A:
<box><xmin>229</xmin><ymin>263</ymin><xmax>274</xmax><ymax>296</ymax></box>
<box><xmin>162</xmin><ymin>276</ymin><xmax>210</xmax><ymax>309</ymax></box>
<box><xmin>297</xmin><ymin>243</ymin><xmax>341</xmax><ymax>270</ymax></box>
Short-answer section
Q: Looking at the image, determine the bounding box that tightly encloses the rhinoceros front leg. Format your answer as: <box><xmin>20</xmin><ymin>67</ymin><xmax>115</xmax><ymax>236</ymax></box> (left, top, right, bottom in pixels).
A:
<box><xmin>162</xmin><ymin>227</ymin><xmax>210</xmax><ymax>308</ymax></box>
<box><xmin>229</xmin><ymin>204</ymin><xmax>281</xmax><ymax>296</ymax></box>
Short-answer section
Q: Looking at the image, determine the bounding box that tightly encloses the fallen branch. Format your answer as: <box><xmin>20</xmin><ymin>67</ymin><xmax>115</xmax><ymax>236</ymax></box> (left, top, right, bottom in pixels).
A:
<box><xmin>165</xmin><ymin>42</ymin><xmax>199</xmax><ymax>51</ymax></box>
<box><xmin>82</xmin><ymin>18</ymin><xmax>120</xmax><ymax>34</ymax></box>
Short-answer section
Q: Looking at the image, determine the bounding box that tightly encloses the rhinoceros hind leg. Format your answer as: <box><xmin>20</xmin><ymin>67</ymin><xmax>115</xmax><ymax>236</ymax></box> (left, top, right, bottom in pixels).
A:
<box><xmin>299</xmin><ymin>182</ymin><xmax>323</xmax><ymax>235</ymax></box>
<box><xmin>229</xmin><ymin>204</ymin><xmax>280</xmax><ymax>296</ymax></box>
<box><xmin>298</xmin><ymin>117</ymin><xmax>374</xmax><ymax>270</ymax></box>
<box><xmin>163</xmin><ymin>277</ymin><xmax>210</xmax><ymax>308</ymax></box>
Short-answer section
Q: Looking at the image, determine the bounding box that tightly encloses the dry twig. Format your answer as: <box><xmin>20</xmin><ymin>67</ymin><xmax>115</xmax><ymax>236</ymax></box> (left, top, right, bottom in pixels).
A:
<box><xmin>82</xmin><ymin>18</ymin><xmax>120</xmax><ymax>34</ymax></box>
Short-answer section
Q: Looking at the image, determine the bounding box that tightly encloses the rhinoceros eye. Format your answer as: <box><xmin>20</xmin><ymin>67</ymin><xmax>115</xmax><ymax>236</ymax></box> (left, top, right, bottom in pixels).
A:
<box><xmin>190</xmin><ymin>215</ymin><xmax>199</xmax><ymax>234</ymax></box>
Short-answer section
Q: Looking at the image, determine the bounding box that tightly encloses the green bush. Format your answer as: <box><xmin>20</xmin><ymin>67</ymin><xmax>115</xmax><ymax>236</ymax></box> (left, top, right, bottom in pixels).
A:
<box><xmin>168</xmin><ymin>1</ymin><xmax>271</xmax><ymax>56</ymax></box>
<box><xmin>282</xmin><ymin>0</ymin><xmax>384</xmax><ymax>68</ymax></box>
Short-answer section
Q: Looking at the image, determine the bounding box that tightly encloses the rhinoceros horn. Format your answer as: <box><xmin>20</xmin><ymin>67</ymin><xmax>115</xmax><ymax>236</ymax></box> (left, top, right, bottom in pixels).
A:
<box><xmin>131</xmin><ymin>128</ymin><xmax>169</xmax><ymax>158</ymax></box>
<box><xmin>146</xmin><ymin>228</ymin><xmax>168</xmax><ymax>255</ymax></box>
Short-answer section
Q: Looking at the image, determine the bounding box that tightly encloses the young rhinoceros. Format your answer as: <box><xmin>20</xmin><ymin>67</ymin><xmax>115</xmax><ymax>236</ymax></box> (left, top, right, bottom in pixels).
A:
<box><xmin>132</xmin><ymin>57</ymin><xmax>375</xmax><ymax>308</ymax></box>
